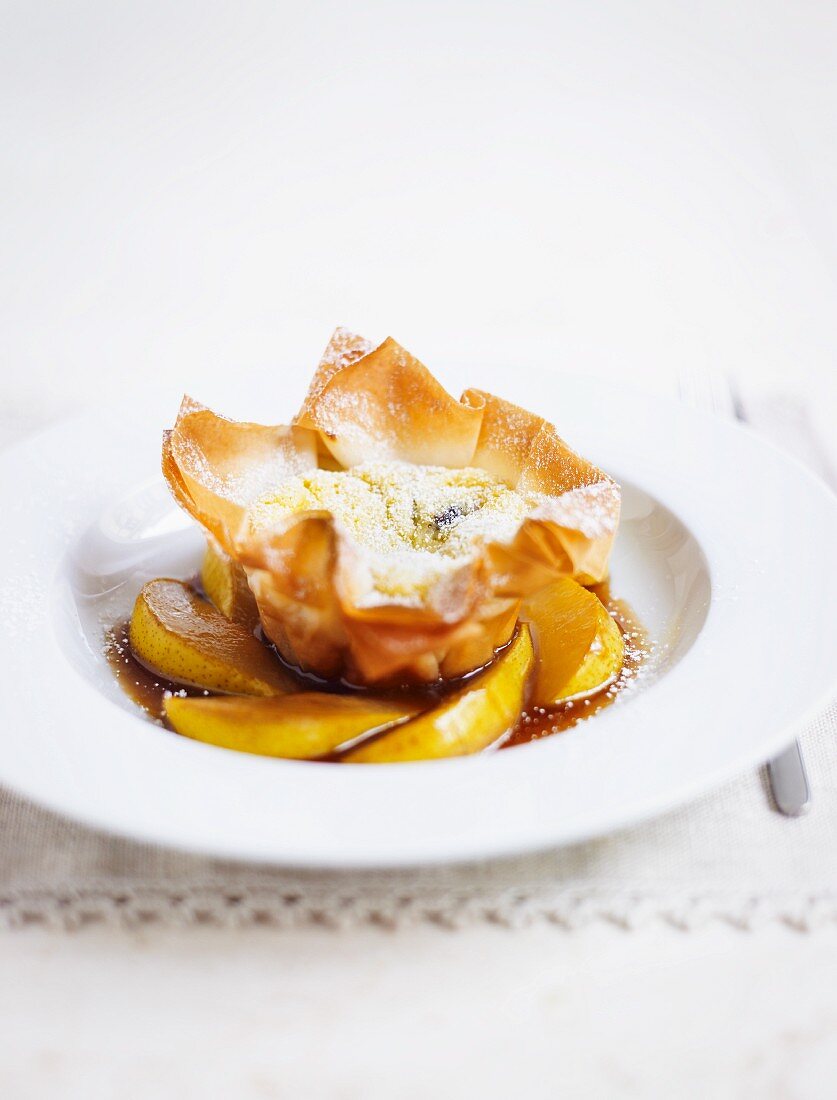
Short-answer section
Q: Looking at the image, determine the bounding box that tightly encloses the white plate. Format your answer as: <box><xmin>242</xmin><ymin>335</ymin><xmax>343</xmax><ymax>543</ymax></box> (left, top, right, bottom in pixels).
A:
<box><xmin>2</xmin><ymin>371</ymin><xmax>836</xmax><ymax>867</ymax></box>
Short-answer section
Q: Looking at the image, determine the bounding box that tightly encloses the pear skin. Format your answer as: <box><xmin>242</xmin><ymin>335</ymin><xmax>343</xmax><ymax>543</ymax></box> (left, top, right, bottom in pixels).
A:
<box><xmin>130</xmin><ymin>579</ymin><xmax>292</xmax><ymax>696</ymax></box>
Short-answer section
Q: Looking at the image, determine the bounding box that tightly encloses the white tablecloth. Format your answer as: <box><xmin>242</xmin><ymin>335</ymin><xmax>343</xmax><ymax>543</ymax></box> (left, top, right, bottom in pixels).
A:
<box><xmin>3</xmin><ymin>3</ymin><xmax>837</xmax><ymax>1096</ymax></box>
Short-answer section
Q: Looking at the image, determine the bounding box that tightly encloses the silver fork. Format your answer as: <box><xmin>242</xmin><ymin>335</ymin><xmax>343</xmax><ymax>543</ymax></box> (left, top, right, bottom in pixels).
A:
<box><xmin>678</xmin><ymin>367</ymin><xmax>811</xmax><ymax>817</ymax></box>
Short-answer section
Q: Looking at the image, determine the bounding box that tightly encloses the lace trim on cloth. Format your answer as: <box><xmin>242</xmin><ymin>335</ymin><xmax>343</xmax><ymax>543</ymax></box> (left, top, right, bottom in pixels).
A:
<box><xmin>3</xmin><ymin>887</ymin><xmax>837</xmax><ymax>931</ymax></box>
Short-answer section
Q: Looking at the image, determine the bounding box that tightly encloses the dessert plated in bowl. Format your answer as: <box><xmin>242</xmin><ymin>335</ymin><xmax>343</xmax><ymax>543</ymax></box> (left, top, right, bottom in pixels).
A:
<box><xmin>121</xmin><ymin>328</ymin><xmax>639</xmax><ymax>763</ymax></box>
<box><xmin>3</xmin><ymin>333</ymin><xmax>836</xmax><ymax>865</ymax></box>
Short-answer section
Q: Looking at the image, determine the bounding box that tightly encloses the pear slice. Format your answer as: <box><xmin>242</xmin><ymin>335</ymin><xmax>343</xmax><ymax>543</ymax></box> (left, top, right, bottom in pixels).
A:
<box><xmin>344</xmin><ymin>624</ymin><xmax>534</xmax><ymax>763</ymax></box>
<box><xmin>554</xmin><ymin>602</ymin><xmax>624</xmax><ymax>702</ymax></box>
<box><xmin>201</xmin><ymin>539</ymin><xmax>260</xmax><ymax>630</ymax></box>
<box><xmin>524</xmin><ymin>578</ymin><xmax>623</xmax><ymax>706</ymax></box>
<box><xmin>129</xmin><ymin>579</ymin><xmax>293</xmax><ymax>696</ymax></box>
<box><xmin>165</xmin><ymin>692</ymin><xmax>421</xmax><ymax>759</ymax></box>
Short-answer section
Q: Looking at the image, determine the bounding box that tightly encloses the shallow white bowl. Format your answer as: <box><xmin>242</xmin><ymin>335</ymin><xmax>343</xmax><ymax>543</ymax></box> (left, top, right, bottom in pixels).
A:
<box><xmin>2</xmin><ymin>371</ymin><xmax>835</xmax><ymax>867</ymax></box>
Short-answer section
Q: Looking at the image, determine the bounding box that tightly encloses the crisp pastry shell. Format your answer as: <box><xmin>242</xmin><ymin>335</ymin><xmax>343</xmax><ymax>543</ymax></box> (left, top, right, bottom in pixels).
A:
<box><xmin>162</xmin><ymin>329</ymin><xmax>620</xmax><ymax>684</ymax></box>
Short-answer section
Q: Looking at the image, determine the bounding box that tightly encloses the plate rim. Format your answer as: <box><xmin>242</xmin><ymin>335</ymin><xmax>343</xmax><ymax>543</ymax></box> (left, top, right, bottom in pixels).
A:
<box><xmin>2</xmin><ymin>375</ymin><xmax>836</xmax><ymax>868</ymax></box>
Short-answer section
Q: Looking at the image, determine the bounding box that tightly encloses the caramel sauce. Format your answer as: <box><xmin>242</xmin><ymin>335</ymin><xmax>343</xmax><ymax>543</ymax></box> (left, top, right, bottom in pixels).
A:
<box><xmin>107</xmin><ymin>579</ymin><xmax>649</xmax><ymax>751</ymax></box>
<box><xmin>503</xmin><ymin>581</ymin><xmax>650</xmax><ymax>749</ymax></box>
<box><xmin>104</xmin><ymin>576</ymin><xmax>210</xmax><ymax>722</ymax></box>
<box><xmin>104</xmin><ymin>616</ymin><xmax>454</xmax><ymax>730</ymax></box>
<box><xmin>105</xmin><ymin>623</ymin><xmax>199</xmax><ymax>722</ymax></box>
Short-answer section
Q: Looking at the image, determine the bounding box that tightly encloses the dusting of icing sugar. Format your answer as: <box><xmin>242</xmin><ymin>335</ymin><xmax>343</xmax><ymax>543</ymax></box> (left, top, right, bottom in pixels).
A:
<box><xmin>248</xmin><ymin>461</ymin><xmax>531</xmax><ymax>606</ymax></box>
<box><xmin>176</xmin><ymin>428</ymin><xmax>316</xmax><ymax>507</ymax></box>
<box><xmin>529</xmin><ymin>480</ymin><xmax>620</xmax><ymax>538</ymax></box>
<box><xmin>314</xmin><ymin>388</ymin><xmax>376</xmax><ymax>444</ymax></box>
<box><xmin>301</xmin><ymin>328</ymin><xmax>376</xmax><ymax>417</ymax></box>
<box><xmin>308</xmin><ymin>343</ymin><xmax>481</xmax><ymax>467</ymax></box>
<box><xmin>477</xmin><ymin>397</ymin><xmax>543</xmax><ymax>451</ymax></box>
<box><xmin>0</xmin><ymin>571</ymin><xmax>46</xmax><ymax>638</ymax></box>
<box><xmin>320</xmin><ymin>327</ymin><xmax>375</xmax><ymax>371</ymax></box>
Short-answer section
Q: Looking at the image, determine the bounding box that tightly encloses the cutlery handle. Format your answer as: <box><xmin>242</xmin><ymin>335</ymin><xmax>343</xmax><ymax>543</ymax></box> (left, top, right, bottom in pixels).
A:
<box><xmin>767</xmin><ymin>742</ymin><xmax>811</xmax><ymax>817</ymax></box>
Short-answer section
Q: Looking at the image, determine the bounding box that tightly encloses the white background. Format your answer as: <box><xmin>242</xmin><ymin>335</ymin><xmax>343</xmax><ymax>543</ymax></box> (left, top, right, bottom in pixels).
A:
<box><xmin>3</xmin><ymin>1</ymin><xmax>837</xmax><ymax>443</ymax></box>
<box><xmin>2</xmin><ymin>2</ymin><xmax>837</xmax><ymax>1096</ymax></box>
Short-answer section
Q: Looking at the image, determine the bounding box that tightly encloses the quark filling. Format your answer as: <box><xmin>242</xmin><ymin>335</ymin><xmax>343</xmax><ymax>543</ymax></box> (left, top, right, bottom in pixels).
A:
<box><xmin>248</xmin><ymin>461</ymin><xmax>531</xmax><ymax>606</ymax></box>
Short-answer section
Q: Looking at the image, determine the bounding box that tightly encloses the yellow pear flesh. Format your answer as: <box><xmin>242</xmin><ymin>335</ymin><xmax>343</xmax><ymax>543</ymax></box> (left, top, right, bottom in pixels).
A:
<box><xmin>165</xmin><ymin>692</ymin><xmax>421</xmax><ymax>759</ymax></box>
<box><xmin>553</xmin><ymin>603</ymin><xmax>624</xmax><ymax>703</ymax></box>
<box><xmin>129</xmin><ymin>579</ymin><xmax>292</xmax><ymax>696</ymax></box>
<box><xmin>524</xmin><ymin>578</ymin><xmax>623</xmax><ymax>706</ymax></box>
<box><xmin>201</xmin><ymin>539</ymin><xmax>260</xmax><ymax>630</ymax></box>
<box><xmin>344</xmin><ymin>624</ymin><xmax>534</xmax><ymax>763</ymax></box>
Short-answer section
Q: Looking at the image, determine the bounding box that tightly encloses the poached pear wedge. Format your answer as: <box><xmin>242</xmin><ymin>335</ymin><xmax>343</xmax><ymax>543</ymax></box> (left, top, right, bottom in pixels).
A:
<box><xmin>166</xmin><ymin>692</ymin><xmax>421</xmax><ymax>759</ymax></box>
<box><xmin>553</xmin><ymin>602</ymin><xmax>624</xmax><ymax>702</ymax></box>
<box><xmin>129</xmin><ymin>579</ymin><xmax>292</xmax><ymax>696</ymax></box>
<box><xmin>524</xmin><ymin>578</ymin><xmax>623</xmax><ymax>706</ymax></box>
<box><xmin>344</xmin><ymin>624</ymin><xmax>534</xmax><ymax>763</ymax></box>
<box><xmin>201</xmin><ymin>539</ymin><xmax>260</xmax><ymax>630</ymax></box>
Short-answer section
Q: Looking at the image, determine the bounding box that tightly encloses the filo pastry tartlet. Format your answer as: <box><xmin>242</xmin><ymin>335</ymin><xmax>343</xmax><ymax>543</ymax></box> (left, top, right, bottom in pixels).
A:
<box><xmin>162</xmin><ymin>329</ymin><xmax>620</xmax><ymax>685</ymax></box>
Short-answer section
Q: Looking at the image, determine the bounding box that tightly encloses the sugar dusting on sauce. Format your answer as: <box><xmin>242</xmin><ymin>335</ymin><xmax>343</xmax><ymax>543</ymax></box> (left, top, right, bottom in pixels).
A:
<box><xmin>104</xmin><ymin>624</ymin><xmax>196</xmax><ymax>723</ymax></box>
<box><xmin>503</xmin><ymin>581</ymin><xmax>651</xmax><ymax>748</ymax></box>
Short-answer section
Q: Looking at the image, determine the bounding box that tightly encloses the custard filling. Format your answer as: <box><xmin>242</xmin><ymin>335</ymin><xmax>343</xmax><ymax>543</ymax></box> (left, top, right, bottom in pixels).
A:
<box><xmin>248</xmin><ymin>462</ymin><xmax>531</xmax><ymax>605</ymax></box>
